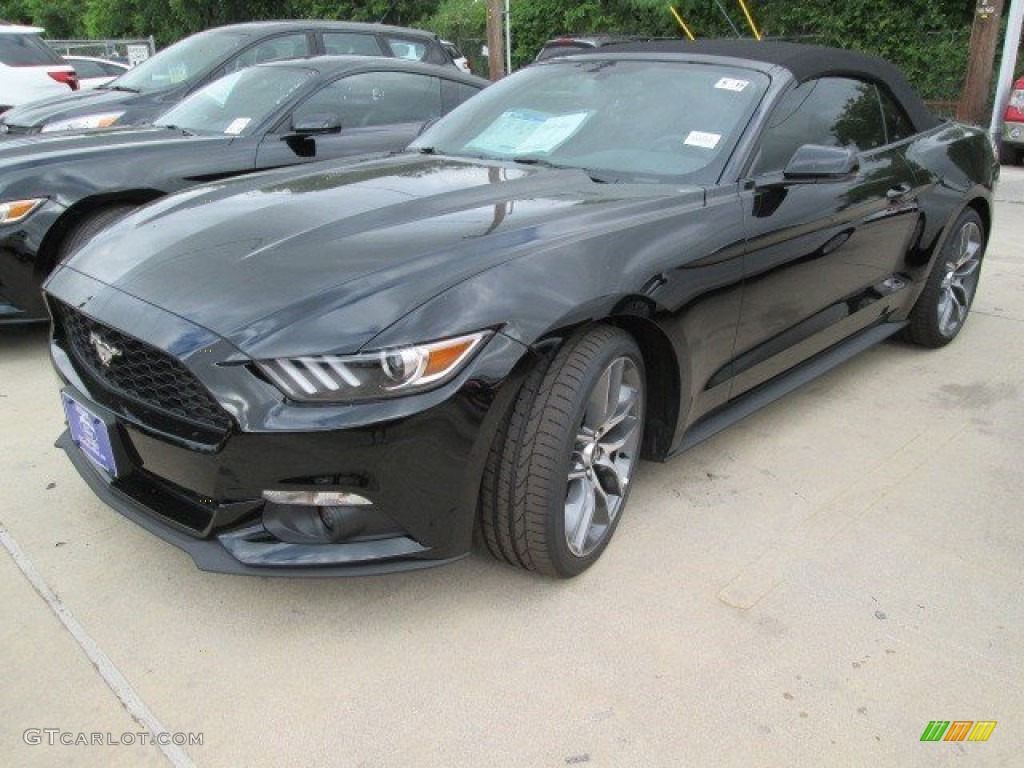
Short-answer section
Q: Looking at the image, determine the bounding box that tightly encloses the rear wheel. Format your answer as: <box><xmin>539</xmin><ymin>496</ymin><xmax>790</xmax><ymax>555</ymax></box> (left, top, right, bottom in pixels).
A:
<box><xmin>57</xmin><ymin>204</ymin><xmax>137</xmax><ymax>264</ymax></box>
<box><xmin>480</xmin><ymin>325</ymin><xmax>645</xmax><ymax>577</ymax></box>
<box><xmin>904</xmin><ymin>208</ymin><xmax>986</xmax><ymax>348</ymax></box>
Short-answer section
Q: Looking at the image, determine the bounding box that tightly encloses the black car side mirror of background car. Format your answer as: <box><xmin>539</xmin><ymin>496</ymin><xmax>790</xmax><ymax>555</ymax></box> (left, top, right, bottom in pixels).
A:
<box><xmin>284</xmin><ymin>113</ymin><xmax>342</xmax><ymax>158</ymax></box>
<box><xmin>783</xmin><ymin>144</ymin><xmax>860</xmax><ymax>181</ymax></box>
<box><xmin>289</xmin><ymin>113</ymin><xmax>343</xmax><ymax>136</ymax></box>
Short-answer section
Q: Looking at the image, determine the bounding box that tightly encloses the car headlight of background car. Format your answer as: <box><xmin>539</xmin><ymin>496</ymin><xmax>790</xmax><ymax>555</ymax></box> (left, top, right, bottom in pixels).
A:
<box><xmin>255</xmin><ymin>331</ymin><xmax>490</xmax><ymax>402</ymax></box>
<box><xmin>0</xmin><ymin>197</ymin><xmax>45</xmax><ymax>224</ymax></box>
<box><xmin>41</xmin><ymin>111</ymin><xmax>125</xmax><ymax>132</ymax></box>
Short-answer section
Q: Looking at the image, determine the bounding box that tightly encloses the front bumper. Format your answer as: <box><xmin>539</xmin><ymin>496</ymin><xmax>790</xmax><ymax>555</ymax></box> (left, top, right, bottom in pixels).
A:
<box><xmin>0</xmin><ymin>198</ymin><xmax>66</xmax><ymax>323</ymax></box>
<box><xmin>47</xmin><ymin>278</ymin><xmax>529</xmax><ymax>576</ymax></box>
<box><xmin>57</xmin><ymin>430</ymin><xmax>469</xmax><ymax>576</ymax></box>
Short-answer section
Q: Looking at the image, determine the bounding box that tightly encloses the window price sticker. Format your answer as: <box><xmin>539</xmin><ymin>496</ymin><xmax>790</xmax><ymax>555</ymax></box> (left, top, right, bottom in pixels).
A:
<box><xmin>715</xmin><ymin>77</ymin><xmax>749</xmax><ymax>92</ymax></box>
<box><xmin>684</xmin><ymin>130</ymin><xmax>722</xmax><ymax>149</ymax></box>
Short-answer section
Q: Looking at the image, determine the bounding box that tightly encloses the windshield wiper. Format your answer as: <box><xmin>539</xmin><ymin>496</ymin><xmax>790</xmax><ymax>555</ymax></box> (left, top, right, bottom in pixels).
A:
<box><xmin>510</xmin><ymin>155</ymin><xmax>565</xmax><ymax>169</ymax></box>
<box><xmin>100</xmin><ymin>84</ymin><xmax>140</xmax><ymax>93</ymax></box>
<box><xmin>510</xmin><ymin>155</ymin><xmax>613</xmax><ymax>183</ymax></box>
<box><xmin>157</xmin><ymin>124</ymin><xmax>196</xmax><ymax>137</ymax></box>
<box><xmin>416</xmin><ymin>146</ymin><xmax>436</xmax><ymax>154</ymax></box>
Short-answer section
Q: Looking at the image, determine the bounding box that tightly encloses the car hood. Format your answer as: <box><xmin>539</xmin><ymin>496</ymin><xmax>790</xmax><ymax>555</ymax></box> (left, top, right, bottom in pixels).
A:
<box><xmin>0</xmin><ymin>126</ymin><xmax>211</xmax><ymax>169</ymax></box>
<box><xmin>56</xmin><ymin>154</ymin><xmax>697</xmax><ymax>358</ymax></box>
<box><xmin>0</xmin><ymin>87</ymin><xmax>167</xmax><ymax>131</ymax></box>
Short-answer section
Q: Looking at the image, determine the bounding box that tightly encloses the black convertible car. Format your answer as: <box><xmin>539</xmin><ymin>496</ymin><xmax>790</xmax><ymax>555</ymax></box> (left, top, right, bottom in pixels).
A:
<box><xmin>0</xmin><ymin>56</ymin><xmax>486</xmax><ymax>322</ymax></box>
<box><xmin>45</xmin><ymin>41</ymin><xmax>997</xmax><ymax>578</ymax></box>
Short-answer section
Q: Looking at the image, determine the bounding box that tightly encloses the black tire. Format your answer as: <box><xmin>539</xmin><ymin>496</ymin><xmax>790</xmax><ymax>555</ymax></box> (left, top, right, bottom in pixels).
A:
<box><xmin>58</xmin><ymin>204</ymin><xmax>137</xmax><ymax>264</ymax></box>
<box><xmin>904</xmin><ymin>208</ymin><xmax>986</xmax><ymax>348</ymax></box>
<box><xmin>479</xmin><ymin>325</ymin><xmax>646</xmax><ymax>577</ymax></box>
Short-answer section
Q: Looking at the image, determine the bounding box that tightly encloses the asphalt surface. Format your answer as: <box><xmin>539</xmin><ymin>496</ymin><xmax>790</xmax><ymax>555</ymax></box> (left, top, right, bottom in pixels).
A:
<box><xmin>2</xmin><ymin>167</ymin><xmax>1022</xmax><ymax>767</ymax></box>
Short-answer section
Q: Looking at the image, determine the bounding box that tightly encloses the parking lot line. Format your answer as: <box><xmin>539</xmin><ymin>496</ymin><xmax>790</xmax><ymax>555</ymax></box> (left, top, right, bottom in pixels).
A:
<box><xmin>0</xmin><ymin>523</ymin><xmax>197</xmax><ymax>768</ymax></box>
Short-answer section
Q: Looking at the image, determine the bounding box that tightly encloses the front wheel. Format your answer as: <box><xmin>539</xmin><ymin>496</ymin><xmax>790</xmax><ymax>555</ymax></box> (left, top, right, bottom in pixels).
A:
<box><xmin>57</xmin><ymin>204</ymin><xmax>138</xmax><ymax>265</ymax></box>
<box><xmin>480</xmin><ymin>325</ymin><xmax>646</xmax><ymax>577</ymax></box>
<box><xmin>904</xmin><ymin>208</ymin><xmax>986</xmax><ymax>348</ymax></box>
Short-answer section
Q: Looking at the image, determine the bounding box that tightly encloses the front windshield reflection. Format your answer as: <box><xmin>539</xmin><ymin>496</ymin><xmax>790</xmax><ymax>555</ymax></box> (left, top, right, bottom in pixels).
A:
<box><xmin>412</xmin><ymin>60</ymin><xmax>768</xmax><ymax>183</ymax></box>
<box><xmin>110</xmin><ymin>29</ymin><xmax>249</xmax><ymax>94</ymax></box>
<box><xmin>155</xmin><ymin>67</ymin><xmax>315</xmax><ymax>136</ymax></box>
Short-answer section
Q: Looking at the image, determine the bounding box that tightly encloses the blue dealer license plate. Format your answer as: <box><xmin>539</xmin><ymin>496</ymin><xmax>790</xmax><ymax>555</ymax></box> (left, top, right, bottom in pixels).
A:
<box><xmin>62</xmin><ymin>392</ymin><xmax>118</xmax><ymax>477</ymax></box>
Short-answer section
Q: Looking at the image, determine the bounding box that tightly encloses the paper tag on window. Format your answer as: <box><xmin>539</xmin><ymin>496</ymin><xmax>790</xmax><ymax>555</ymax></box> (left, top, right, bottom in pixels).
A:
<box><xmin>715</xmin><ymin>77</ymin><xmax>749</xmax><ymax>92</ymax></box>
<box><xmin>168</xmin><ymin>63</ymin><xmax>188</xmax><ymax>83</ymax></box>
<box><xmin>684</xmin><ymin>131</ymin><xmax>721</xmax><ymax>149</ymax></box>
<box><xmin>224</xmin><ymin>118</ymin><xmax>251</xmax><ymax>135</ymax></box>
<box><xmin>466</xmin><ymin>109</ymin><xmax>592</xmax><ymax>155</ymax></box>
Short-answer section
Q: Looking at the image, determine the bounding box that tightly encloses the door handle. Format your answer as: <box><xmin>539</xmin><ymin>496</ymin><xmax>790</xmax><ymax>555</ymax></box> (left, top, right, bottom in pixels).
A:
<box><xmin>886</xmin><ymin>183</ymin><xmax>912</xmax><ymax>202</ymax></box>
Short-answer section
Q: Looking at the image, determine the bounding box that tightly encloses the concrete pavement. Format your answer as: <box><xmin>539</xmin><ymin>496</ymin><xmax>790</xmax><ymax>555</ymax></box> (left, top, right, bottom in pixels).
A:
<box><xmin>2</xmin><ymin>168</ymin><xmax>1022</xmax><ymax>767</ymax></box>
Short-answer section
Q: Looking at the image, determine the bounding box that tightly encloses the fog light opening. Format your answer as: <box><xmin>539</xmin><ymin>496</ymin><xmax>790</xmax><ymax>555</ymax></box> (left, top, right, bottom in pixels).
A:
<box><xmin>318</xmin><ymin>506</ymin><xmax>335</xmax><ymax>530</ymax></box>
<box><xmin>315</xmin><ymin>505</ymin><xmax>369</xmax><ymax>542</ymax></box>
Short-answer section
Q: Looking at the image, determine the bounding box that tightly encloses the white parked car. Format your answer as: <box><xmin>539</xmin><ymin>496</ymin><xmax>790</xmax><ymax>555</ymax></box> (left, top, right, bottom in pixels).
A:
<box><xmin>0</xmin><ymin>24</ymin><xmax>78</xmax><ymax>112</ymax></box>
<box><xmin>441</xmin><ymin>40</ymin><xmax>471</xmax><ymax>73</ymax></box>
<box><xmin>64</xmin><ymin>55</ymin><xmax>130</xmax><ymax>89</ymax></box>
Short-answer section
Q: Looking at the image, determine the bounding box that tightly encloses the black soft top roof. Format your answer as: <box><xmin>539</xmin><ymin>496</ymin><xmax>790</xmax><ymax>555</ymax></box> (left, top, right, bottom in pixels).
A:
<box><xmin>603</xmin><ymin>39</ymin><xmax>941</xmax><ymax>133</ymax></box>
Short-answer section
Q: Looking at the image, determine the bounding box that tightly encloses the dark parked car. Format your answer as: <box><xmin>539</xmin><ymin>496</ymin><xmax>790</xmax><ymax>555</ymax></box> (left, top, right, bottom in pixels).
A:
<box><xmin>0</xmin><ymin>56</ymin><xmax>486</xmax><ymax>323</ymax></box>
<box><xmin>535</xmin><ymin>34</ymin><xmax>646</xmax><ymax>61</ymax></box>
<box><xmin>45</xmin><ymin>41</ymin><xmax>997</xmax><ymax>578</ymax></box>
<box><xmin>0</xmin><ymin>20</ymin><xmax>457</xmax><ymax>135</ymax></box>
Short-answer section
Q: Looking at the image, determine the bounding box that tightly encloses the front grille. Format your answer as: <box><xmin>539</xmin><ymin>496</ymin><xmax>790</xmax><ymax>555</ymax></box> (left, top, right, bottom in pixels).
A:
<box><xmin>55</xmin><ymin>302</ymin><xmax>232</xmax><ymax>434</ymax></box>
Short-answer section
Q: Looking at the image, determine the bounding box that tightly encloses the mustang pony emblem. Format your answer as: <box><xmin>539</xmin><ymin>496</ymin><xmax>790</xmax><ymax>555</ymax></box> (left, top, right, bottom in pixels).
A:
<box><xmin>89</xmin><ymin>331</ymin><xmax>122</xmax><ymax>367</ymax></box>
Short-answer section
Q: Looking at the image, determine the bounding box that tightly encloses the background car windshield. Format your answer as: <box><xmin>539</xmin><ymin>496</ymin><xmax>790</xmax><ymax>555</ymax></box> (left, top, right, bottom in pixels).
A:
<box><xmin>111</xmin><ymin>29</ymin><xmax>249</xmax><ymax>93</ymax></box>
<box><xmin>155</xmin><ymin>67</ymin><xmax>314</xmax><ymax>135</ymax></box>
<box><xmin>413</xmin><ymin>60</ymin><xmax>768</xmax><ymax>182</ymax></box>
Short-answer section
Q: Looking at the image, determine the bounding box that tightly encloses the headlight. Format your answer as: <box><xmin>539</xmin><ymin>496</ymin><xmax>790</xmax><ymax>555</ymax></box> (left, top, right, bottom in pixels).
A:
<box><xmin>0</xmin><ymin>198</ymin><xmax>45</xmax><ymax>225</ymax></box>
<box><xmin>256</xmin><ymin>331</ymin><xmax>490</xmax><ymax>402</ymax></box>
<box><xmin>41</xmin><ymin>112</ymin><xmax>125</xmax><ymax>132</ymax></box>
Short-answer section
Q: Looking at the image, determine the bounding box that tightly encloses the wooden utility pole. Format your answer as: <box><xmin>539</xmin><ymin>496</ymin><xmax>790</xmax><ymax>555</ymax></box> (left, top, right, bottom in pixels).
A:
<box><xmin>959</xmin><ymin>0</ymin><xmax>1006</xmax><ymax>124</ymax></box>
<box><xmin>486</xmin><ymin>0</ymin><xmax>506</xmax><ymax>81</ymax></box>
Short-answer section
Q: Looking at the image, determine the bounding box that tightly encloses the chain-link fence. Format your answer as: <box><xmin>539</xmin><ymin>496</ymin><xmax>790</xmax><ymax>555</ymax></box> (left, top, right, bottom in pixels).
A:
<box><xmin>46</xmin><ymin>38</ymin><xmax>156</xmax><ymax>66</ymax></box>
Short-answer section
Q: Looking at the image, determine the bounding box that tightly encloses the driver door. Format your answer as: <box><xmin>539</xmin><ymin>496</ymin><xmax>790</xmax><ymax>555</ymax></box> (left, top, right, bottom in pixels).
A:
<box><xmin>730</xmin><ymin>76</ymin><xmax>920</xmax><ymax>398</ymax></box>
<box><xmin>255</xmin><ymin>70</ymin><xmax>445</xmax><ymax>170</ymax></box>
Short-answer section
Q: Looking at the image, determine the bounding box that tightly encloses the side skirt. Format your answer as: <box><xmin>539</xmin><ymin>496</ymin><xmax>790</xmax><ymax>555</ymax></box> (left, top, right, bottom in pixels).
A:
<box><xmin>669</xmin><ymin>320</ymin><xmax>907</xmax><ymax>458</ymax></box>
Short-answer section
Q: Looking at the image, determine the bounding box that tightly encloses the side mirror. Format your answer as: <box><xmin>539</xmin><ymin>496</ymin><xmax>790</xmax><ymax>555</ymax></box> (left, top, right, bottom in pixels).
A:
<box><xmin>783</xmin><ymin>144</ymin><xmax>859</xmax><ymax>180</ymax></box>
<box><xmin>290</xmin><ymin>113</ymin><xmax>342</xmax><ymax>136</ymax></box>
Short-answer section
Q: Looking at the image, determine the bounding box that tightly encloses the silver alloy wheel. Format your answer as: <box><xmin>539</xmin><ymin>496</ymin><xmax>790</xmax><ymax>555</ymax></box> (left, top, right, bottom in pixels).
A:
<box><xmin>565</xmin><ymin>356</ymin><xmax>643</xmax><ymax>558</ymax></box>
<box><xmin>937</xmin><ymin>220</ymin><xmax>983</xmax><ymax>337</ymax></box>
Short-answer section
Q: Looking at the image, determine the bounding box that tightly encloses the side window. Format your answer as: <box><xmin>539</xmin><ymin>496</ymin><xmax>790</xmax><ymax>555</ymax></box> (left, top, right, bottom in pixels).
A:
<box><xmin>73</xmin><ymin>60</ymin><xmax>106</xmax><ymax>78</ymax></box>
<box><xmin>291</xmin><ymin>71</ymin><xmax>442</xmax><ymax>129</ymax></box>
<box><xmin>441</xmin><ymin>79</ymin><xmax>483</xmax><ymax>112</ymax></box>
<box><xmin>879</xmin><ymin>89</ymin><xmax>915</xmax><ymax>144</ymax></box>
<box><xmin>753</xmin><ymin>77</ymin><xmax>887</xmax><ymax>175</ymax></box>
<box><xmin>323</xmin><ymin>32</ymin><xmax>383</xmax><ymax>57</ymax></box>
<box><xmin>224</xmin><ymin>33</ymin><xmax>310</xmax><ymax>74</ymax></box>
<box><xmin>384</xmin><ymin>37</ymin><xmax>428</xmax><ymax>61</ymax></box>
<box><xmin>0</xmin><ymin>33</ymin><xmax>64</xmax><ymax>65</ymax></box>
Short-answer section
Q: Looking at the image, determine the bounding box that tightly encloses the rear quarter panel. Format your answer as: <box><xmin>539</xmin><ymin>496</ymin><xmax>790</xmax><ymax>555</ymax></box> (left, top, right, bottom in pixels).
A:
<box><xmin>899</xmin><ymin>122</ymin><xmax>996</xmax><ymax>309</ymax></box>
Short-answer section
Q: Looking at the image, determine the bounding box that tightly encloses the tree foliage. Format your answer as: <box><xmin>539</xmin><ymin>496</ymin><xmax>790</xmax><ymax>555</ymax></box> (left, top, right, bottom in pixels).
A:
<box><xmin>0</xmin><ymin>0</ymin><xmax>998</xmax><ymax>99</ymax></box>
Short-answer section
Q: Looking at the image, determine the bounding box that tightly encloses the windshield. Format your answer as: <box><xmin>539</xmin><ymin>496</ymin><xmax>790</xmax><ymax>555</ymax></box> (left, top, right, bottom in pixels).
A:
<box><xmin>412</xmin><ymin>59</ymin><xmax>769</xmax><ymax>183</ymax></box>
<box><xmin>110</xmin><ymin>29</ymin><xmax>250</xmax><ymax>93</ymax></box>
<box><xmin>155</xmin><ymin>66</ymin><xmax>315</xmax><ymax>135</ymax></box>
